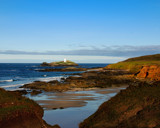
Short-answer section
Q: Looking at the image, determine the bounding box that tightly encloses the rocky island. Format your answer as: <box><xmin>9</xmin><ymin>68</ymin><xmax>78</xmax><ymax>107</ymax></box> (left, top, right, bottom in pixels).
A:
<box><xmin>40</xmin><ymin>60</ymin><xmax>78</xmax><ymax>67</ymax></box>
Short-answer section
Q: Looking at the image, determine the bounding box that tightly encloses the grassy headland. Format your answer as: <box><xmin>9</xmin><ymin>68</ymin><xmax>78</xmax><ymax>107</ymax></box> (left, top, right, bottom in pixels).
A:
<box><xmin>105</xmin><ymin>54</ymin><xmax>160</xmax><ymax>73</ymax></box>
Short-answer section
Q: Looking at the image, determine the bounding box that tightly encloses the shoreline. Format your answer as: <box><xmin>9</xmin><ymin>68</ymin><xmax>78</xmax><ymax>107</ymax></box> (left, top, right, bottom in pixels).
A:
<box><xmin>28</xmin><ymin>86</ymin><xmax>127</xmax><ymax>110</ymax></box>
<box><xmin>39</xmin><ymin>86</ymin><xmax>126</xmax><ymax>128</ymax></box>
<box><xmin>21</xmin><ymin>68</ymin><xmax>133</xmax><ymax>93</ymax></box>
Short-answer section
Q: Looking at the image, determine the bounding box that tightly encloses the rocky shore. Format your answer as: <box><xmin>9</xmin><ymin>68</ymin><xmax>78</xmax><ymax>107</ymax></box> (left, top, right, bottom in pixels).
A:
<box><xmin>22</xmin><ymin>69</ymin><xmax>135</xmax><ymax>92</ymax></box>
<box><xmin>3</xmin><ymin>54</ymin><xmax>160</xmax><ymax>128</ymax></box>
<box><xmin>37</xmin><ymin>67</ymin><xmax>87</xmax><ymax>72</ymax></box>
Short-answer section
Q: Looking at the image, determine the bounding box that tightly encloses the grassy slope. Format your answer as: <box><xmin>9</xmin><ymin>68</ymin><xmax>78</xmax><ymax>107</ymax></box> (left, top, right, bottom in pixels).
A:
<box><xmin>0</xmin><ymin>88</ymin><xmax>60</xmax><ymax>128</ymax></box>
<box><xmin>106</xmin><ymin>54</ymin><xmax>160</xmax><ymax>73</ymax></box>
<box><xmin>41</xmin><ymin>60</ymin><xmax>78</xmax><ymax>66</ymax></box>
<box><xmin>50</xmin><ymin>60</ymin><xmax>78</xmax><ymax>66</ymax></box>
<box><xmin>0</xmin><ymin>88</ymin><xmax>43</xmax><ymax>121</ymax></box>
<box><xmin>79</xmin><ymin>81</ymin><xmax>160</xmax><ymax>128</ymax></box>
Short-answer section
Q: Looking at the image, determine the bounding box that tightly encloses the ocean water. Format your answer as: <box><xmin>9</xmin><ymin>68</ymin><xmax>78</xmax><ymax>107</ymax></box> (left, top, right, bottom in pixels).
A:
<box><xmin>0</xmin><ymin>63</ymin><xmax>125</xmax><ymax>128</ymax></box>
<box><xmin>0</xmin><ymin>63</ymin><xmax>108</xmax><ymax>90</ymax></box>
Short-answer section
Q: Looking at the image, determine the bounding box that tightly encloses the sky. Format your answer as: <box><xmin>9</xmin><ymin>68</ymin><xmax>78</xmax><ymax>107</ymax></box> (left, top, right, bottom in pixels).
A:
<box><xmin>0</xmin><ymin>0</ymin><xmax>160</xmax><ymax>63</ymax></box>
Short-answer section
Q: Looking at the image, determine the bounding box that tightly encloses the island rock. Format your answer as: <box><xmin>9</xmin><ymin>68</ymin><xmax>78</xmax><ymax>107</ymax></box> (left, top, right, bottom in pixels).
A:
<box><xmin>40</xmin><ymin>60</ymin><xmax>78</xmax><ymax>67</ymax></box>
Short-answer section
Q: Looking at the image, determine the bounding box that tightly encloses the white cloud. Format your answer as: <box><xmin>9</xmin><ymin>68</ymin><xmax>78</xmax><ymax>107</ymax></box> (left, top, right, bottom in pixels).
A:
<box><xmin>0</xmin><ymin>54</ymin><xmax>126</xmax><ymax>63</ymax></box>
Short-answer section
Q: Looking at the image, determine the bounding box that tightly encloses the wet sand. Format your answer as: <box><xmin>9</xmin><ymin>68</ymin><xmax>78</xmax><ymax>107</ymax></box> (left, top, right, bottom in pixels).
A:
<box><xmin>31</xmin><ymin>86</ymin><xmax>127</xmax><ymax>110</ymax></box>
<box><xmin>27</xmin><ymin>87</ymin><xmax>127</xmax><ymax>128</ymax></box>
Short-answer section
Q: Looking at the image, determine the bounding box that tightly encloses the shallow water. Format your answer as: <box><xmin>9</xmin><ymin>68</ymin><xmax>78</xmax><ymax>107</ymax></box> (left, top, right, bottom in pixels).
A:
<box><xmin>28</xmin><ymin>88</ymin><xmax>125</xmax><ymax>128</ymax></box>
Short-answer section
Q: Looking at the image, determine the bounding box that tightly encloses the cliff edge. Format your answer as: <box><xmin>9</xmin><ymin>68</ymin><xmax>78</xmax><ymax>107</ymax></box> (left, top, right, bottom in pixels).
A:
<box><xmin>135</xmin><ymin>65</ymin><xmax>160</xmax><ymax>81</ymax></box>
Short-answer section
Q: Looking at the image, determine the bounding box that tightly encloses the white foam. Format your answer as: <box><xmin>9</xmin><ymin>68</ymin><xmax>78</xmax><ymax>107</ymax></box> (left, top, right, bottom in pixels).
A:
<box><xmin>0</xmin><ymin>84</ymin><xmax>24</xmax><ymax>88</ymax></box>
<box><xmin>38</xmin><ymin>76</ymin><xmax>65</xmax><ymax>82</ymax></box>
<box><xmin>0</xmin><ymin>79</ymin><xmax>13</xmax><ymax>83</ymax></box>
<box><xmin>34</xmin><ymin>68</ymin><xmax>41</xmax><ymax>71</ymax></box>
<box><xmin>43</xmin><ymin>75</ymin><xmax>47</xmax><ymax>77</ymax></box>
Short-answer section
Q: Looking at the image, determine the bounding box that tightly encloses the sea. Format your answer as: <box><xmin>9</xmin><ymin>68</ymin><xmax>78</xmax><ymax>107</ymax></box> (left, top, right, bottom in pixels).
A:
<box><xmin>0</xmin><ymin>63</ymin><xmax>126</xmax><ymax>128</ymax></box>
<box><xmin>0</xmin><ymin>63</ymin><xmax>108</xmax><ymax>91</ymax></box>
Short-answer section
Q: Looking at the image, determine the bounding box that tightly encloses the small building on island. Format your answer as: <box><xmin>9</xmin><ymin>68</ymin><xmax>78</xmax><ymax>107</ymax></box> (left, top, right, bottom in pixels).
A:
<box><xmin>64</xmin><ymin>58</ymin><xmax>67</xmax><ymax>63</ymax></box>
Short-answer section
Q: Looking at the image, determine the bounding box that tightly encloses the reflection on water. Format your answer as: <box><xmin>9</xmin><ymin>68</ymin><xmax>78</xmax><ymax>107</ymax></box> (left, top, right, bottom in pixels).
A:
<box><xmin>28</xmin><ymin>87</ymin><xmax>125</xmax><ymax>128</ymax></box>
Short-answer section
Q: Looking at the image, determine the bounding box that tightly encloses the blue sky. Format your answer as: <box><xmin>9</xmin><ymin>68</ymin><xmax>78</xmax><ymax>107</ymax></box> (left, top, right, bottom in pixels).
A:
<box><xmin>0</xmin><ymin>0</ymin><xmax>160</xmax><ymax>63</ymax></box>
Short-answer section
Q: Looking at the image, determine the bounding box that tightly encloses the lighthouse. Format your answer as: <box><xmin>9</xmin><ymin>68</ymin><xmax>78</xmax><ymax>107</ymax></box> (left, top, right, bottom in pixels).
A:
<box><xmin>64</xmin><ymin>58</ymin><xmax>67</xmax><ymax>62</ymax></box>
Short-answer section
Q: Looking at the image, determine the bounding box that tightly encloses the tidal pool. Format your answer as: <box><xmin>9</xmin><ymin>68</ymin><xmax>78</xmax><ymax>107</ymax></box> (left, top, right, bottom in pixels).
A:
<box><xmin>27</xmin><ymin>87</ymin><xmax>126</xmax><ymax>128</ymax></box>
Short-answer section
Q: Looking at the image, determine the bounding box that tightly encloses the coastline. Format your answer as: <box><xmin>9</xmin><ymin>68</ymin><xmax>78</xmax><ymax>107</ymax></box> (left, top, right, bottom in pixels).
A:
<box><xmin>2</xmin><ymin>58</ymin><xmax>160</xmax><ymax>128</ymax></box>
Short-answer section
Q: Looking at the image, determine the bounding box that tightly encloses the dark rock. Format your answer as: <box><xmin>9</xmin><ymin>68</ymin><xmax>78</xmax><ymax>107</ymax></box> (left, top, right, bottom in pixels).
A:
<box><xmin>22</xmin><ymin>69</ymin><xmax>136</xmax><ymax>92</ymax></box>
<box><xmin>30</xmin><ymin>90</ymin><xmax>42</xmax><ymax>95</ymax></box>
<box><xmin>52</xmin><ymin>108</ymin><xmax>58</xmax><ymax>110</ymax></box>
<box><xmin>37</xmin><ymin>67</ymin><xmax>87</xmax><ymax>72</ymax></box>
<box><xmin>48</xmin><ymin>80</ymin><xmax>60</xmax><ymax>84</ymax></box>
<box><xmin>11</xmin><ymin>90</ymin><xmax>28</xmax><ymax>95</ymax></box>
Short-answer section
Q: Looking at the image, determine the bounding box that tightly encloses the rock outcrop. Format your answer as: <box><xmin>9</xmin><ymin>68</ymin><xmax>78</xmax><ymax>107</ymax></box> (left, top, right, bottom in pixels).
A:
<box><xmin>79</xmin><ymin>81</ymin><xmax>160</xmax><ymax>128</ymax></box>
<box><xmin>38</xmin><ymin>67</ymin><xmax>87</xmax><ymax>72</ymax></box>
<box><xmin>0</xmin><ymin>88</ymin><xmax>60</xmax><ymax>128</ymax></box>
<box><xmin>135</xmin><ymin>65</ymin><xmax>160</xmax><ymax>81</ymax></box>
<box><xmin>41</xmin><ymin>60</ymin><xmax>78</xmax><ymax>67</ymax></box>
<box><xmin>22</xmin><ymin>70</ymin><xmax>134</xmax><ymax>92</ymax></box>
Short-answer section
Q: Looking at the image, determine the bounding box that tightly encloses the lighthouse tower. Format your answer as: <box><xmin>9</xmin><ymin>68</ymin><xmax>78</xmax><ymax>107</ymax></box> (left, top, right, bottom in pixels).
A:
<box><xmin>64</xmin><ymin>58</ymin><xmax>67</xmax><ymax>62</ymax></box>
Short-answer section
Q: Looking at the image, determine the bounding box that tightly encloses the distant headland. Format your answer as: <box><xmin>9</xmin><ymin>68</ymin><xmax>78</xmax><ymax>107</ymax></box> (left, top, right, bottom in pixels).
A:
<box><xmin>40</xmin><ymin>59</ymin><xmax>78</xmax><ymax>66</ymax></box>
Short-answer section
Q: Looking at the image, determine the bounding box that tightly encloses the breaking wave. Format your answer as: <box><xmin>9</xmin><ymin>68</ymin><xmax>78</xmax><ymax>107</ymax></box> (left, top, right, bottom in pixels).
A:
<box><xmin>0</xmin><ymin>79</ymin><xmax>13</xmax><ymax>83</ymax></box>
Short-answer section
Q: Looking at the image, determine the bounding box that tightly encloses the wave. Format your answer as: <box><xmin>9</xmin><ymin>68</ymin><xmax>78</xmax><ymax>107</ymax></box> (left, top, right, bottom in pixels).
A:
<box><xmin>0</xmin><ymin>79</ymin><xmax>13</xmax><ymax>83</ymax></box>
<box><xmin>38</xmin><ymin>76</ymin><xmax>65</xmax><ymax>82</ymax></box>
<box><xmin>43</xmin><ymin>75</ymin><xmax>47</xmax><ymax>77</ymax></box>
<box><xmin>34</xmin><ymin>68</ymin><xmax>41</xmax><ymax>71</ymax></box>
<box><xmin>25</xmin><ymin>65</ymin><xmax>38</xmax><ymax>67</ymax></box>
<box><xmin>0</xmin><ymin>84</ymin><xmax>24</xmax><ymax>88</ymax></box>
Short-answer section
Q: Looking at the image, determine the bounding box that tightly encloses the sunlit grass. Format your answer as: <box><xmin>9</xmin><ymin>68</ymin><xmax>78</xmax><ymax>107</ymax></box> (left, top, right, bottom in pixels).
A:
<box><xmin>106</xmin><ymin>61</ymin><xmax>160</xmax><ymax>73</ymax></box>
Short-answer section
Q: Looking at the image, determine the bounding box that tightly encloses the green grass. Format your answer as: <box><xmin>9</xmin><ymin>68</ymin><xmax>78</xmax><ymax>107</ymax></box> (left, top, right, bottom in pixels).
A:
<box><xmin>41</xmin><ymin>60</ymin><xmax>78</xmax><ymax>66</ymax></box>
<box><xmin>51</xmin><ymin>60</ymin><xmax>75</xmax><ymax>63</ymax></box>
<box><xmin>105</xmin><ymin>54</ymin><xmax>160</xmax><ymax>73</ymax></box>
<box><xmin>0</xmin><ymin>88</ymin><xmax>43</xmax><ymax>121</ymax></box>
<box><xmin>50</xmin><ymin>60</ymin><xmax>78</xmax><ymax>66</ymax></box>
<box><xmin>124</xmin><ymin>54</ymin><xmax>160</xmax><ymax>62</ymax></box>
<box><xmin>106</xmin><ymin>60</ymin><xmax>160</xmax><ymax>73</ymax></box>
